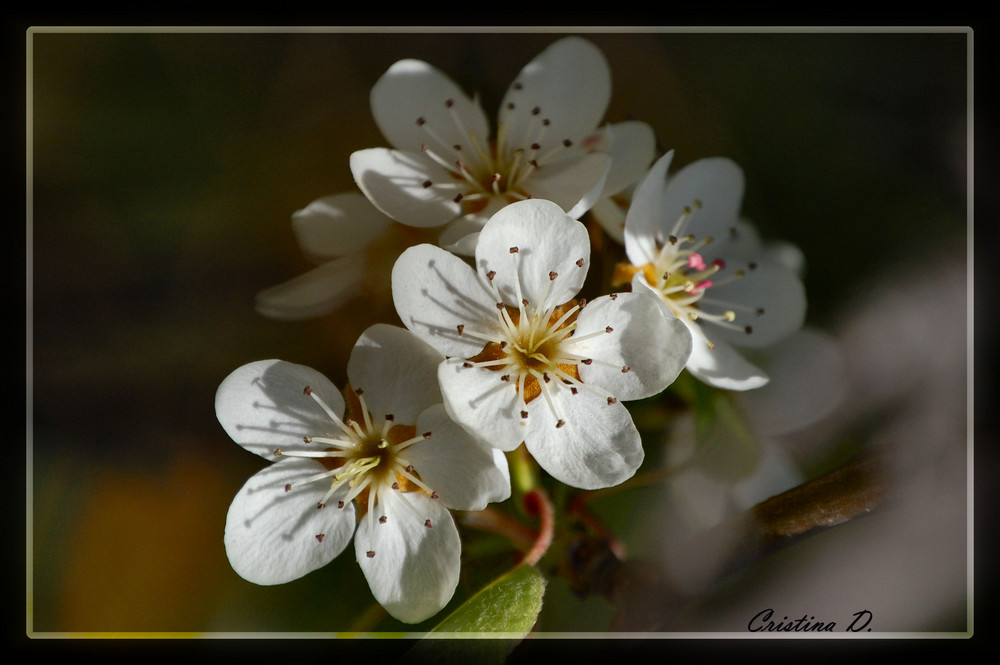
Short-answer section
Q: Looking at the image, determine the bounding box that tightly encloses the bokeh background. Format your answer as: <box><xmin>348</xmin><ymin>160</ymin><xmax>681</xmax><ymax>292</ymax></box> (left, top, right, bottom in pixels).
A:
<box><xmin>28</xmin><ymin>27</ymin><xmax>980</xmax><ymax>644</ymax></box>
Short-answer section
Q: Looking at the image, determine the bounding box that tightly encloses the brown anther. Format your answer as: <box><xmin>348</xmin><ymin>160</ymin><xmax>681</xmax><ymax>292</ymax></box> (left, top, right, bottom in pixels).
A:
<box><xmin>756</xmin><ymin>308</ymin><xmax>765</xmax><ymax>316</ymax></box>
<box><xmin>379</xmin><ymin>515</ymin><xmax>387</xmax><ymax>524</ymax></box>
<box><xmin>531</xmin><ymin>142</ymin><xmax>541</xmax><ymax>150</ymax></box>
<box><xmin>509</xmin><ymin>246</ymin><xmax>519</xmax><ymax>254</ymax></box>
<box><xmin>284</xmin><ymin>484</ymin><xmax>292</xmax><ymax>492</ymax></box>
<box><xmin>496</xmin><ymin>302</ymin><xmax>505</xmax><ymax>310</ymax></box>
<box><xmin>570</xmin><ymin>387</ymin><xmax>578</xmax><ymax>395</ymax></box>
<box><xmin>609</xmin><ymin>293</ymin><xmax>618</xmax><ymax>300</ymax></box>
<box><xmin>745</xmin><ymin>326</ymin><xmax>754</xmax><ymax>334</ymax></box>
<box><xmin>423</xmin><ymin>432</ymin><xmax>432</xmax><ymax>439</ymax></box>
<box><xmin>355</xmin><ymin>388</ymin><xmax>364</xmax><ymax>395</ymax></box>
<box><xmin>303</xmin><ymin>386</ymin><xmax>313</xmax><ymax>396</ymax></box>
<box><xmin>513</xmin><ymin>82</ymin><xmax>523</xmax><ymax>90</ymax></box>
<box><xmin>385</xmin><ymin>414</ymin><xmax>394</xmax><ymax>422</ymax></box>
<box><xmin>555</xmin><ymin>419</ymin><xmax>566</xmax><ymax>428</ymax></box>
<box><xmin>576</xmin><ymin>258</ymin><xmax>585</xmax><ymax>267</ymax></box>
<box><xmin>487</xmin><ymin>270</ymin><xmax>496</xmax><ymax>280</ymax></box>
<box><xmin>303</xmin><ymin>436</ymin><xmax>312</xmax><ymax>443</ymax></box>
<box><xmin>366</xmin><ymin>550</ymin><xmax>376</xmax><ymax>558</ymax></box>
<box><xmin>549</xmin><ymin>271</ymin><xmax>558</xmax><ymax>280</ymax></box>
<box><xmin>405</xmin><ymin>465</ymin><xmax>414</xmax><ymax>473</ymax></box>
<box><xmin>463</xmin><ymin>362</ymin><xmax>474</xmax><ymax>368</ymax></box>
<box><xmin>273</xmin><ymin>448</ymin><xmax>283</xmax><ymax>456</ymax></box>
<box><xmin>521</xmin><ymin>410</ymin><xmax>529</xmax><ymax>419</ymax></box>
<box><xmin>578</xmin><ymin>298</ymin><xmax>587</xmax><ymax>308</ymax></box>
<box><xmin>416</xmin><ymin>117</ymin><xmax>426</xmax><ymax>126</ymax></box>
<box><xmin>422</xmin><ymin>179</ymin><xmax>432</xmax><ymax>188</ymax></box>
<box><xmin>317</xmin><ymin>502</ymin><xmax>326</xmax><ymax>510</ymax></box>
<box><xmin>424</xmin><ymin>519</ymin><xmax>433</xmax><ymax>528</ymax></box>
<box><xmin>531</xmin><ymin>106</ymin><xmax>541</xmax><ymax>115</ymax></box>
<box><xmin>500</xmin><ymin>375</ymin><xmax>510</xmax><ymax>382</ymax></box>
<box><xmin>430</xmin><ymin>491</ymin><xmax>440</xmax><ymax>500</ymax></box>
<box><xmin>542</xmin><ymin>118</ymin><xmax>551</xmax><ymax>126</ymax></box>
<box><xmin>392</xmin><ymin>482</ymin><xmax>400</xmax><ymax>490</ymax></box>
<box><xmin>562</xmin><ymin>139</ymin><xmax>573</xmax><ymax>147</ymax></box>
<box><xmin>507</xmin><ymin>102</ymin><xmax>515</xmax><ymax>110</ymax></box>
<box><xmin>529</xmin><ymin>159</ymin><xmax>539</xmax><ymax>168</ymax></box>
<box><xmin>522</xmin><ymin>298</ymin><xmax>529</xmax><ymax>307</ymax></box>
<box><xmin>456</xmin><ymin>324</ymin><xmax>465</xmax><ymax>335</ymax></box>
<box><xmin>337</xmin><ymin>501</ymin><xmax>345</xmax><ymax>509</ymax></box>
<box><xmin>499</xmin><ymin>340</ymin><xmax>508</xmax><ymax>348</ymax></box>
<box><xmin>581</xmin><ymin>358</ymin><xmax>593</xmax><ymax>365</ymax></box>
<box><xmin>453</xmin><ymin>193</ymin><xmax>464</xmax><ymax>203</ymax></box>
<box><xmin>621</xmin><ymin>366</ymin><xmax>632</xmax><ymax>373</ymax></box>
<box><xmin>749</xmin><ymin>262</ymin><xmax>758</xmax><ymax>270</ymax></box>
<box><xmin>605</xmin><ymin>326</ymin><xmax>614</xmax><ymax>333</ymax></box>
<box><xmin>543</xmin><ymin>373</ymin><xmax>551</xmax><ymax>383</ymax></box>
<box><xmin>444</xmin><ymin>98</ymin><xmax>454</xmax><ymax>108</ymax></box>
<box><xmin>316</xmin><ymin>534</ymin><xmax>325</xmax><ymax>542</ymax></box>
<box><xmin>607</xmin><ymin>396</ymin><xmax>618</xmax><ymax>405</ymax></box>
<box><xmin>453</xmin><ymin>144</ymin><xmax>462</xmax><ymax>151</ymax></box>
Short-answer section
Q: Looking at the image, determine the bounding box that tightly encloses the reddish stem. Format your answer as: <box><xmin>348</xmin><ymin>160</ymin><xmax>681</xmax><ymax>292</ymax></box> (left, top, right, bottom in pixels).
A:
<box><xmin>520</xmin><ymin>488</ymin><xmax>555</xmax><ymax>566</ymax></box>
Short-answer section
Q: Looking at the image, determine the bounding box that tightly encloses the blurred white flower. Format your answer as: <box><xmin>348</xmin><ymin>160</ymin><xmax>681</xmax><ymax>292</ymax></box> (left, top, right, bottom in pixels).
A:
<box><xmin>615</xmin><ymin>151</ymin><xmax>807</xmax><ymax>390</ymax></box>
<box><xmin>392</xmin><ymin>198</ymin><xmax>691</xmax><ymax>490</ymax></box>
<box><xmin>216</xmin><ymin>324</ymin><xmax>510</xmax><ymax>623</ymax></box>
<box><xmin>255</xmin><ymin>192</ymin><xmax>428</xmax><ymax>321</ymax></box>
<box><xmin>350</xmin><ymin>37</ymin><xmax>655</xmax><ymax>255</ymax></box>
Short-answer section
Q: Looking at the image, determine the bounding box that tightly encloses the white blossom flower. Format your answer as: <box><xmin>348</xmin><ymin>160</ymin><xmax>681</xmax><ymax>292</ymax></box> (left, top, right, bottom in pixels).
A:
<box><xmin>350</xmin><ymin>36</ymin><xmax>655</xmax><ymax>255</ymax></box>
<box><xmin>392</xmin><ymin>198</ymin><xmax>692</xmax><ymax>490</ymax></box>
<box><xmin>614</xmin><ymin>151</ymin><xmax>807</xmax><ymax>390</ymax></box>
<box><xmin>255</xmin><ymin>192</ymin><xmax>429</xmax><ymax>321</ymax></box>
<box><xmin>217</xmin><ymin>324</ymin><xmax>510</xmax><ymax>624</ymax></box>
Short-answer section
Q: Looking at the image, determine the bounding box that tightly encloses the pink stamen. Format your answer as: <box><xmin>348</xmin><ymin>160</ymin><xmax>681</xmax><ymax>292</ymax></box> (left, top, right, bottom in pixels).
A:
<box><xmin>687</xmin><ymin>279</ymin><xmax>714</xmax><ymax>294</ymax></box>
<box><xmin>712</xmin><ymin>258</ymin><xmax>726</xmax><ymax>270</ymax></box>
<box><xmin>687</xmin><ymin>253</ymin><xmax>707</xmax><ymax>271</ymax></box>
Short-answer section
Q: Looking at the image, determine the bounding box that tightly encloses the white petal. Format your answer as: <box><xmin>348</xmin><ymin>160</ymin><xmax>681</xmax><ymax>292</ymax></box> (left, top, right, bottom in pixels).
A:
<box><xmin>215</xmin><ymin>360</ymin><xmax>347</xmax><ymax>460</ymax></box>
<box><xmin>623</xmin><ymin>149</ymin><xmax>675</xmax><ymax>266</ymax></box>
<box><xmin>350</xmin><ymin>148</ymin><xmax>462</xmax><ymax>228</ymax></box>
<box><xmin>356</xmin><ymin>490</ymin><xmax>461</xmax><ymax>624</ymax></box>
<box><xmin>291</xmin><ymin>192</ymin><xmax>394</xmax><ymax>260</ymax></box>
<box><xmin>369</xmin><ymin>58</ymin><xmax>490</xmax><ymax>155</ymax></box>
<box><xmin>588</xmin><ymin>195</ymin><xmax>628</xmax><ymax>244</ymax></box>
<box><xmin>625</xmin><ymin>152</ymin><xmax>745</xmax><ymax>266</ymax></box>
<box><xmin>405</xmin><ymin>404</ymin><xmax>511</xmax><ymax>510</ymax></box>
<box><xmin>224</xmin><ymin>457</ymin><xmax>356</xmax><ymax>585</ymax></box>
<box><xmin>391</xmin><ymin>244</ymin><xmax>499</xmax><ymax>358</ymax></box>
<box><xmin>685</xmin><ymin>330</ymin><xmax>770</xmax><ymax>391</ymax></box>
<box><xmin>569</xmin><ymin>292</ymin><xmax>692</xmax><ymax>401</ymax></box>
<box><xmin>475</xmin><ymin>199</ymin><xmax>590</xmax><ymax>308</ymax></box>
<box><xmin>435</xmin><ymin>215</ymin><xmax>485</xmax><ymax>256</ymax></box>
<box><xmin>523</xmin><ymin>389</ymin><xmax>644</xmax><ymax>490</ymax></box>
<box><xmin>599</xmin><ymin>121</ymin><xmax>657</xmax><ymax>197</ymax></box>
<box><xmin>498</xmin><ymin>37</ymin><xmax>611</xmax><ymax>150</ymax></box>
<box><xmin>347</xmin><ymin>323</ymin><xmax>444</xmax><ymax>424</ymax></box>
<box><xmin>254</xmin><ymin>257</ymin><xmax>365</xmax><ymax>321</ymax></box>
<box><xmin>529</xmin><ymin>152</ymin><xmax>611</xmax><ymax>218</ymax></box>
<box><xmin>698</xmin><ymin>262</ymin><xmax>806</xmax><ymax>349</ymax></box>
<box><xmin>438</xmin><ymin>358</ymin><xmax>527</xmax><ymax>453</ymax></box>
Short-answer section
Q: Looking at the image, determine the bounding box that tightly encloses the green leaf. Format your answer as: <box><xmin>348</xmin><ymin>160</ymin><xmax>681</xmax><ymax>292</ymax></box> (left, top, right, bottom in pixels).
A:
<box><xmin>405</xmin><ymin>563</ymin><xmax>546</xmax><ymax>663</ymax></box>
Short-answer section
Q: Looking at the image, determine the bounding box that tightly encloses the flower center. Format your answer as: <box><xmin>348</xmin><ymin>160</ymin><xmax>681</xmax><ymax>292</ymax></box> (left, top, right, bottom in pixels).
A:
<box><xmin>456</xmin><ymin>247</ymin><xmax>629</xmax><ymax>428</ymax></box>
<box><xmin>413</xmin><ymin>94</ymin><xmax>588</xmax><ymax>215</ymax></box>
<box><xmin>274</xmin><ymin>384</ymin><xmax>438</xmax><ymax>556</ymax></box>
<box><xmin>613</xmin><ymin>201</ymin><xmax>761</xmax><ymax>349</ymax></box>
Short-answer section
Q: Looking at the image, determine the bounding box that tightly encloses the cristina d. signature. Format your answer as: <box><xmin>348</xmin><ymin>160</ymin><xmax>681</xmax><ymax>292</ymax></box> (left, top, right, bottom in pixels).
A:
<box><xmin>748</xmin><ymin>609</ymin><xmax>874</xmax><ymax>632</ymax></box>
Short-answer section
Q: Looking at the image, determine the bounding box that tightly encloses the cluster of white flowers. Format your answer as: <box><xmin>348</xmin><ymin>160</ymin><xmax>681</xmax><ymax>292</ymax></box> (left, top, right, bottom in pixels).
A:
<box><xmin>217</xmin><ymin>36</ymin><xmax>807</xmax><ymax>624</ymax></box>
